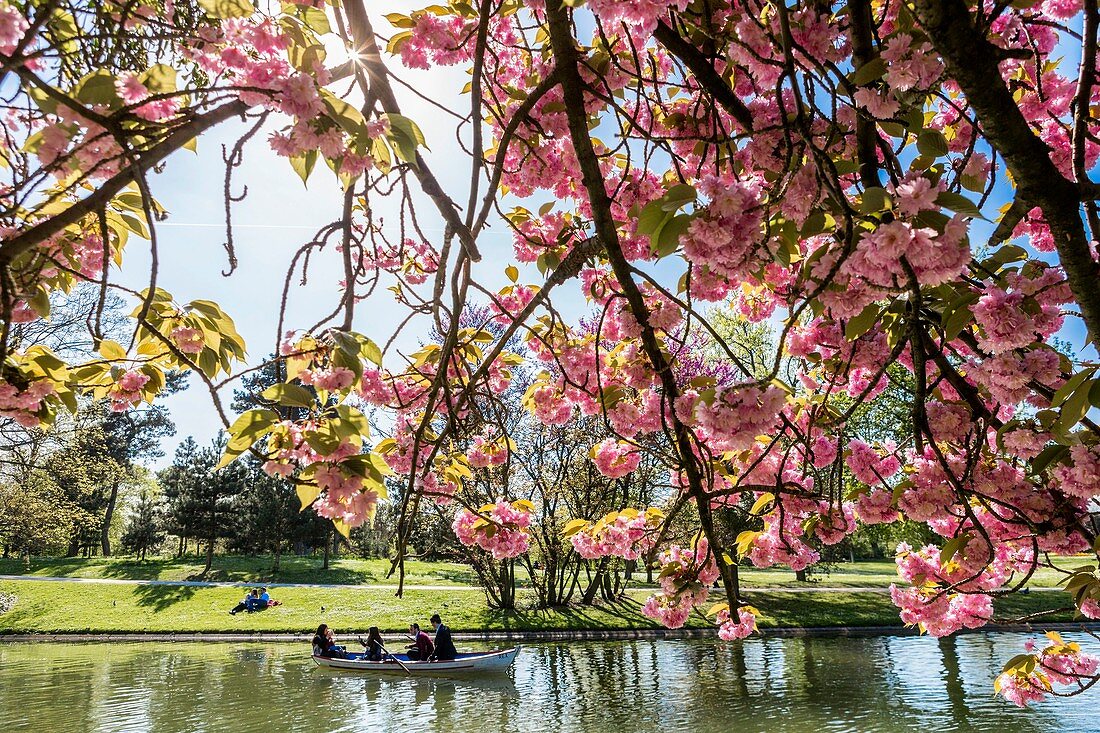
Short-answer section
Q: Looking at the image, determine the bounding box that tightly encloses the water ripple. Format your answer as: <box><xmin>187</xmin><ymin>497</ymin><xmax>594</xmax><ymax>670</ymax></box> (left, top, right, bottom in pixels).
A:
<box><xmin>0</xmin><ymin>633</ymin><xmax>1096</xmax><ymax>733</ymax></box>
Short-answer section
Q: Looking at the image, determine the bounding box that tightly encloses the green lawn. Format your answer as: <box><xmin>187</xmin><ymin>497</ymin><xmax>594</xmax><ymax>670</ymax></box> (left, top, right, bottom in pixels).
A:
<box><xmin>0</xmin><ymin>554</ymin><xmax>479</xmax><ymax>586</ymax></box>
<box><xmin>0</xmin><ymin>554</ymin><xmax>1086</xmax><ymax>589</ymax></box>
<box><xmin>0</xmin><ymin>579</ymin><xmax>1084</xmax><ymax>635</ymax></box>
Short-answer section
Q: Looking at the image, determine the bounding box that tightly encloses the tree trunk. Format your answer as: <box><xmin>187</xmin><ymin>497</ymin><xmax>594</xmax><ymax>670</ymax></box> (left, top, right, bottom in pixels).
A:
<box><xmin>101</xmin><ymin>479</ymin><xmax>121</xmax><ymax>557</ymax></box>
<box><xmin>795</xmin><ymin>568</ymin><xmax>808</xmax><ymax>582</ymax></box>
<box><xmin>204</xmin><ymin>536</ymin><xmax>214</xmax><ymax>576</ymax></box>
<box><xmin>322</xmin><ymin>526</ymin><xmax>331</xmax><ymax>570</ymax></box>
<box><xmin>176</xmin><ymin>535</ymin><xmax>184</xmax><ymax>557</ymax></box>
<box><xmin>582</xmin><ymin>558</ymin><xmax>609</xmax><ymax>605</ymax></box>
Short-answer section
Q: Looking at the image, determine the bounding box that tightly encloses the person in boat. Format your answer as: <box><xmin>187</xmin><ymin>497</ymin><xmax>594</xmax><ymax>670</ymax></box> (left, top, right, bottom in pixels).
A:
<box><xmin>405</xmin><ymin>622</ymin><xmax>435</xmax><ymax>661</ymax></box>
<box><xmin>312</xmin><ymin>624</ymin><xmax>347</xmax><ymax>658</ymax></box>
<box><xmin>362</xmin><ymin>627</ymin><xmax>385</xmax><ymax>661</ymax></box>
<box><xmin>428</xmin><ymin>613</ymin><xmax>457</xmax><ymax>661</ymax></box>
<box><xmin>229</xmin><ymin>588</ymin><xmax>258</xmax><ymax>615</ymax></box>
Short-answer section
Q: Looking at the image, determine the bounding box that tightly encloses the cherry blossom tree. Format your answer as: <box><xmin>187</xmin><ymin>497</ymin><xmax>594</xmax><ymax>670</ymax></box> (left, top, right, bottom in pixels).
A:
<box><xmin>3</xmin><ymin>0</ymin><xmax>1100</xmax><ymax>703</ymax></box>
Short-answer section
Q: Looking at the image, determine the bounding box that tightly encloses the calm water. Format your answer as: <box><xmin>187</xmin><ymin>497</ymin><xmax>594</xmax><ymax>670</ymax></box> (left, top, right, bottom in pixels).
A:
<box><xmin>1</xmin><ymin>635</ymin><xmax>1097</xmax><ymax>732</ymax></box>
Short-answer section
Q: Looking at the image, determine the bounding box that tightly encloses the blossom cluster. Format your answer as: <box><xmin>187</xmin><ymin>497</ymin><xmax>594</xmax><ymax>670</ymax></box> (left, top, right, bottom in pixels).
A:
<box><xmin>452</xmin><ymin>501</ymin><xmax>534</xmax><ymax>560</ymax></box>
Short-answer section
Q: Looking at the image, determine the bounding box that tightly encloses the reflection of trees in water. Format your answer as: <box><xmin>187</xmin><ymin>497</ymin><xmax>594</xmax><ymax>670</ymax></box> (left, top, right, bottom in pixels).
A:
<box><xmin>0</xmin><ymin>639</ymin><xmax>1094</xmax><ymax>733</ymax></box>
<box><xmin>939</xmin><ymin>636</ymin><xmax>971</xmax><ymax>731</ymax></box>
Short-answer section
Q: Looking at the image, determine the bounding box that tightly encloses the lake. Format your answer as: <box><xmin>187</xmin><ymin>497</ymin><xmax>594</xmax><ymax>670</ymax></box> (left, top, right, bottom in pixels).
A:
<box><xmin>1</xmin><ymin>634</ymin><xmax>1096</xmax><ymax>732</ymax></box>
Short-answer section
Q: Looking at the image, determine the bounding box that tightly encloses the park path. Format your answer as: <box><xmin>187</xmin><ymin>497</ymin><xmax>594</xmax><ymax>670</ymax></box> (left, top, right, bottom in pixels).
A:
<box><xmin>0</xmin><ymin>574</ymin><xmax>1063</xmax><ymax>593</ymax></box>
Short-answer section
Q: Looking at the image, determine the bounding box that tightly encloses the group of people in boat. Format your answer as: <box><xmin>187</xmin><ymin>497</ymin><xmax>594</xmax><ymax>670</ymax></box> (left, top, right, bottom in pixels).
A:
<box><xmin>228</xmin><ymin>587</ymin><xmax>280</xmax><ymax>615</ymax></box>
<box><xmin>312</xmin><ymin>613</ymin><xmax>457</xmax><ymax>662</ymax></box>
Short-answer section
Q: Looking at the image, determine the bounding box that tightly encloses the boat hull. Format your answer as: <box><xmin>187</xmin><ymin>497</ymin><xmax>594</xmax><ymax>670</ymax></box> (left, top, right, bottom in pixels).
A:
<box><xmin>311</xmin><ymin>646</ymin><xmax>520</xmax><ymax>675</ymax></box>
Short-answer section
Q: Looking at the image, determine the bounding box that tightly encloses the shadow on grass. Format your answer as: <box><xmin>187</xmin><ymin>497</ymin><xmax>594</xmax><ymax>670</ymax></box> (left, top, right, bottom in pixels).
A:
<box><xmin>99</xmin><ymin>558</ymin><xmax>181</xmax><ymax>581</ymax></box>
<box><xmin>429</xmin><ymin>569</ymin><xmax>481</xmax><ymax>586</ymax></box>
<box><xmin>0</xmin><ymin>556</ymin><xmax>97</xmax><ymax>577</ymax></box>
<box><xmin>476</xmin><ymin>595</ymin><xmax>664</xmax><ymax>633</ymax></box>
<box><xmin>130</xmin><ymin>583</ymin><xmax>200</xmax><ymax>612</ymax></box>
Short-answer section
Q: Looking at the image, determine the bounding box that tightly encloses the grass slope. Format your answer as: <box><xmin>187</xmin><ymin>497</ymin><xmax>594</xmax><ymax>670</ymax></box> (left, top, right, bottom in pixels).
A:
<box><xmin>0</xmin><ymin>580</ymin><xmax>1081</xmax><ymax>635</ymax></box>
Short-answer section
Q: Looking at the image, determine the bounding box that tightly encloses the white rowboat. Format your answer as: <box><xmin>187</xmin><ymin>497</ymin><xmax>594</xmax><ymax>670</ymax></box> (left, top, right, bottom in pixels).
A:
<box><xmin>311</xmin><ymin>646</ymin><xmax>521</xmax><ymax>675</ymax></box>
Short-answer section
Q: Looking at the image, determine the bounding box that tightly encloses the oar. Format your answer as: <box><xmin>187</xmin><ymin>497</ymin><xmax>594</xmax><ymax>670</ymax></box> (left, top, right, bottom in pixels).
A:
<box><xmin>377</xmin><ymin>642</ymin><xmax>412</xmax><ymax>675</ymax></box>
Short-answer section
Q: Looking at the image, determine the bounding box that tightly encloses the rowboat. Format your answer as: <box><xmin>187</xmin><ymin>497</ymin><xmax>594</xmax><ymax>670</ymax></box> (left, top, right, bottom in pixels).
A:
<box><xmin>311</xmin><ymin>646</ymin><xmax>521</xmax><ymax>675</ymax></box>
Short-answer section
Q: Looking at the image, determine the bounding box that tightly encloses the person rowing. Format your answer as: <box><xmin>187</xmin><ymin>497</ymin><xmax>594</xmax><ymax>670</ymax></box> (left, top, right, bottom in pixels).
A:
<box><xmin>405</xmin><ymin>622</ymin><xmax>434</xmax><ymax>661</ymax></box>
<box><xmin>358</xmin><ymin>627</ymin><xmax>385</xmax><ymax>661</ymax></box>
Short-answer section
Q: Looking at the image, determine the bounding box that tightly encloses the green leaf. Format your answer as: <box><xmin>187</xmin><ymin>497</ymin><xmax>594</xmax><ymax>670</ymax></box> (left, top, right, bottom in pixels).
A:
<box><xmin>940</xmin><ymin>290</ymin><xmax>981</xmax><ymax>340</ymax></box>
<box><xmin>98</xmin><ymin>340</ymin><xmax>127</xmax><ymax>360</ymax></box>
<box><xmin>845</xmin><ymin>304</ymin><xmax>881</xmax><ymax>341</ymax></box>
<box><xmin>850</xmin><ymin>57</ymin><xmax>887</xmax><ymax>86</ymax></box>
<box><xmin>860</xmin><ymin>187</ymin><xmax>890</xmax><ymax>215</ymax></box>
<box><xmin>1056</xmin><ymin>377</ymin><xmax>1095</xmax><ymax>432</ymax></box>
<box><xmin>261</xmin><ymin>382</ymin><xmax>316</xmax><ymax>408</ymax></box>
<box><xmin>384</xmin><ymin>12</ymin><xmax>416</xmax><ymax>28</ymax></box>
<box><xmin>1051</xmin><ymin>366</ymin><xmax>1096</xmax><ymax>407</ymax></box>
<box><xmin>387</xmin><ymin>30</ymin><xmax>414</xmax><ymax>54</ymax></box>
<box><xmin>916</xmin><ymin>130</ymin><xmax>949</xmax><ymax>158</ymax></box>
<box><xmin>1030</xmin><ymin>443</ymin><xmax>1068</xmax><ymax>475</ymax></box>
<box><xmin>358</xmin><ymin>335</ymin><xmax>383</xmax><ymax>366</ymax></box>
<box><xmin>562</xmin><ymin>518</ymin><xmax>589</xmax><ymax>537</ymax></box>
<box><xmin>935</xmin><ymin>191</ymin><xmax>985</xmax><ymax>219</ymax></box>
<box><xmin>333</xmin><ymin>404</ymin><xmax>371</xmax><ymax>439</ymax></box>
<box><xmin>304</xmin><ymin>425</ymin><xmax>342</xmax><ymax>456</ymax></box>
<box><xmin>749</xmin><ymin>493</ymin><xmax>774</xmax><ymax>516</ymax></box>
<box><xmin>74</xmin><ymin>70</ymin><xmax>120</xmax><ymax>108</ymax></box>
<box><xmin>635</xmin><ymin>199</ymin><xmax>672</xmax><ymax>238</ymax></box>
<box><xmin>199</xmin><ymin>0</ymin><xmax>255</xmax><ymax>18</ymax></box>
<box><xmin>321</xmin><ymin>90</ymin><xmax>367</xmax><ymax>136</ymax></box>
<box><xmin>654</xmin><ymin>213</ymin><xmax>691</xmax><ymax>258</ymax></box>
<box><xmin>220</xmin><ymin>408</ymin><xmax>278</xmax><ymax>468</ymax></box>
<box><xmin>384</xmin><ymin>112</ymin><xmax>427</xmax><ymax>165</ymax></box>
<box><xmin>290</xmin><ymin>149</ymin><xmax>318</xmax><ymax>186</ymax></box>
<box><xmin>139</xmin><ymin>64</ymin><xmax>177</xmax><ymax>95</ymax></box>
<box><xmin>299</xmin><ymin>5</ymin><xmax>331</xmax><ymax>34</ymax></box>
<box><xmin>660</xmin><ymin>183</ymin><xmax>697</xmax><ymax>212</ymax></box>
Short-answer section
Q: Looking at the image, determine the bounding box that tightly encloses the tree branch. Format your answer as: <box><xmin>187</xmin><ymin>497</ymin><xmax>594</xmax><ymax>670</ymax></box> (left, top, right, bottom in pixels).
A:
<box><xmin>912</xmin><ymin>0</ymin><xmax>1100</xmax><ymax>343</ymax></box>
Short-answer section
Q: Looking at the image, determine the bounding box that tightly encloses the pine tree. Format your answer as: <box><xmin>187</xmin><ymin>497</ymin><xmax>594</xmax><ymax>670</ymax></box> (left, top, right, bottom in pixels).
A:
<box><xmin>120</xmin><ymin>492</ymin><xmax>165</xmax><ymax>561</ymax></box>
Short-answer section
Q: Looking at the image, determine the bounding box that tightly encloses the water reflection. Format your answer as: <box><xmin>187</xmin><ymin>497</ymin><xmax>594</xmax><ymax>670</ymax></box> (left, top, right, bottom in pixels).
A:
<box><xmin>1</xmin><ymin>634</ymin><xmax>1096</xmax><ymax>733</ymax></box>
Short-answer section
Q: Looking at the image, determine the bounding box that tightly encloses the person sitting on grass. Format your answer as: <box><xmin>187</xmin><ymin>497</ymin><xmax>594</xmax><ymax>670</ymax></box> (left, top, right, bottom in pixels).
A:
<box><xmin>428</xmin><ymin>613</ymin><xmax>457</xmax><ymax>661</ymax></box>
<box><xmin>405</xmin><ymin>622</ymin><xmax>434</xmax><ymax>661</ymax></box>
<box><xmin>229</xmin><ymin>589</ymin><xmax>258</xmax><ymax>615</ymax></box>
<box><xmin>257</xmin><ymin>587</ymin><xmax>282</xmax><ymax>609</ymax></box>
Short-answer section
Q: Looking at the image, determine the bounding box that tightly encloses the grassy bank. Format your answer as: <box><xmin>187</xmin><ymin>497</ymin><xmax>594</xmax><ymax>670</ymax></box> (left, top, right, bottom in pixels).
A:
<box><xmin>0</xmin><ymin>554</ymin><xmax>1083</xmax><ymax>589</ymax></box>
<box><xmin>0</xmin><ymin>579</ymin><xmax>1081</xmax><ymax>636</ymax></box>
<box><xmin>0</xmin><ymin>555</ymin><xmax>479</xmax><ymax>587</ymax></box>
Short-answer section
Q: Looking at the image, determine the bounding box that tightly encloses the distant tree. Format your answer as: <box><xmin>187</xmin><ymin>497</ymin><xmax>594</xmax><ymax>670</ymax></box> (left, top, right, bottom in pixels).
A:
<box><xmin>160</xmin><ymin>434</ymin><xmax>247</xmax><ymax>576</ymax></box>
<box><xmin>120</xmin><ymin>492</ymin><xmax>165</xmax><ymax>561</ymax></box>
<box><xmin>229</xmin><ymin>458</ymin><xmax>331</xmax><ymax>573</ymax></box>
<box><xmin>0</xmin><ymin>475</ymin><xmax>74</xmax><ymax>560</ymax></box>
<box><xmin>93</xmin><ymin>371</ymin><xmax>185</xmax><ymax>556</ymax></box>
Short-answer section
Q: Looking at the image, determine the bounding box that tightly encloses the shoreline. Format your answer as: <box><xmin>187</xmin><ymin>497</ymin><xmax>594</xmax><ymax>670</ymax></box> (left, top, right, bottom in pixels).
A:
<box><xmin>4</xmin><ymin>621</ymin><xmax>1099</xmax><ymax>644</ymax></box>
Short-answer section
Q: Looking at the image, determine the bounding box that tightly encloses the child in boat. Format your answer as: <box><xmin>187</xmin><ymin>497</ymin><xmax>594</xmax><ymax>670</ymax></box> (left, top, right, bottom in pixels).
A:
<box><xmin>405</xmin><ymin>622</ymin><xmax>435</xmax><ymax>661</ymax></box>
<box><xmin>312</xmin><ymin>624</ymin><xmax>347</xmax><ymax>658</ymax></box>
